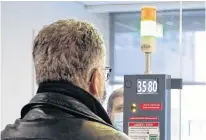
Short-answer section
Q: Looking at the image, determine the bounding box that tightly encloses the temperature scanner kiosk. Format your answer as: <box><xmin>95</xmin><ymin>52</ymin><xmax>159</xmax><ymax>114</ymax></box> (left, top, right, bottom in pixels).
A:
<box><xmin>123</xmin><ymin>7</ymin><xmax>182</xmax><ymax>140</ymax></box>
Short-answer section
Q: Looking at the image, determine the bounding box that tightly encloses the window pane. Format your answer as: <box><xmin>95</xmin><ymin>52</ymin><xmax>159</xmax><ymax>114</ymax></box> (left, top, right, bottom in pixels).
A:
<box><xmin>194</xmin><ymin>31</ymin><xmax>206</xmax><ymax>82</ymax></box>
<box><xmin>112</xmin><ymin>2</ymin><xmax>205</xmax><ymax>83</ymax></box>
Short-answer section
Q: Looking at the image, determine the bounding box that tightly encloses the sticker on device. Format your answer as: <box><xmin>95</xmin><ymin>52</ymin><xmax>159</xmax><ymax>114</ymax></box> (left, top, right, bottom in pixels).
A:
<box><xmin>129</xmin><ymin>116</ymin><xmax>159</xmax><ymax>120</ymax></box>
<box><xmin>128</xmin><ymin>122</ymin><xmax>160</xmax><ymax>140</ymax></box>
<box><xmin>140</xmin><ymin>103</ymin><xmax>162</xmax><ymax>110</ymax></box>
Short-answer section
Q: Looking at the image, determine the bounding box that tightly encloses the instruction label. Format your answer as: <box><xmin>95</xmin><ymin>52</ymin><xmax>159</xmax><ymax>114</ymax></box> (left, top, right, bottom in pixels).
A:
<box><xmin>129</xmin><ymin>116</ymin><xmax>159</xmax><ymax>120</ymax></box>
<box><xmin>140</xmin><ymin>103</ymin><xmax>162</xmax><ymax>111</ymax></box>
<box><xmin>128</xmin><ymin>122</ymin><xmax>160</xmax><ymax>140</ymax></box>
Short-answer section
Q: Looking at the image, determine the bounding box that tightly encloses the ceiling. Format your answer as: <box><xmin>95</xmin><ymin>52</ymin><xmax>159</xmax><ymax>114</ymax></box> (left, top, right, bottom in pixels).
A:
<box><xmin>80</xmin><ymin>1</ymin><xmax>205</xmax><ymax>13</ymax></box>
<box><xmin>80</xmin><ymin>1</ymin><xmax>143</xmax><ymax>6</ymax></box>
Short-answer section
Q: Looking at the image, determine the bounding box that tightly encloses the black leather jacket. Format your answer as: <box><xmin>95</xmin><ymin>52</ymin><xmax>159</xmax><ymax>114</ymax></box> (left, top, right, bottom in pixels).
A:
<box><xmin>1</xmin><ymin>81</ymin><xmax>131</xmax><ymax>140</ymax></box>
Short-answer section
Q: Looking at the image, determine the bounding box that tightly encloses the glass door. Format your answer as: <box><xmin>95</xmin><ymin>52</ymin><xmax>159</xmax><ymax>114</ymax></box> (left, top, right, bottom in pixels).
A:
<box><xmin>181</xmin><ymin>86</ymin><xmax>206</xmax><ymax>140</ymax></box>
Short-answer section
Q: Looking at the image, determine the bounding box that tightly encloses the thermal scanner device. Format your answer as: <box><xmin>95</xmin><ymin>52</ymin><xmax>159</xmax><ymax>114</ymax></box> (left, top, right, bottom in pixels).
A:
<box><xmin>123</xmin><ymin>7</ymin><xmax>182</xmax><ymax>140</ymax></box>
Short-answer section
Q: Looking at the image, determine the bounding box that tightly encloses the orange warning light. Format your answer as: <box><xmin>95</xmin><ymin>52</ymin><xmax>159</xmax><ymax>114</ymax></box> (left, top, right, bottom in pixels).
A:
<box><xmin>141</xmin><ymin>6</ymin><xmax>156</xmax><ymax>21</ymax></box>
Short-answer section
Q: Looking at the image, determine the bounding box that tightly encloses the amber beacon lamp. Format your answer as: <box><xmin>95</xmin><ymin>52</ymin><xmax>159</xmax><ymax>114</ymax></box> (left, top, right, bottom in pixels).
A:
<box><xmin>140</xmin><ymin>7</ymin><xmax>157</xmax><ymax>74</ymax></box>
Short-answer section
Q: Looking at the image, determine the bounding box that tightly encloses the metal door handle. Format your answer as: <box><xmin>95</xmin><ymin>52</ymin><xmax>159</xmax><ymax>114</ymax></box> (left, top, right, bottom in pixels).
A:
<box><xmin>188</xmin><ymin>120</ymin><xmax>191</xmax><ymax>136</ymax></box>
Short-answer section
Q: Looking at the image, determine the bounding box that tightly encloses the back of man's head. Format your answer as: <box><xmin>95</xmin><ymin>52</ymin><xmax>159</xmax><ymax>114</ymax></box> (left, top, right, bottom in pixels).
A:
<box><xmin>33</xmin><ymin>19</ymin><xmax>106</xmax><ymax>99</ymax></box>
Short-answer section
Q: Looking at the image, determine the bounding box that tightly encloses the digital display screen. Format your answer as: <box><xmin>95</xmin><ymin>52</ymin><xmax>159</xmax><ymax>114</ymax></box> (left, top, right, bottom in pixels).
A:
<box><xmin>137</xmin><ymin>79</ymin><xmax>159</xmax><ymax>94</ymax></box>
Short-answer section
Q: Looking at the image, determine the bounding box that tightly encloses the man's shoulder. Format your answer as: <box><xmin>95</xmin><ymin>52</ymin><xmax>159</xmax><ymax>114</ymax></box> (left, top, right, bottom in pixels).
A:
<box><xmin>82</xmin><ymin>120</ymin><xmax>131</xmax><ymax>140</ymax></box>
<box><xmin>1</xmin><ymin>118</ymin><xmax>131</xmax><ymax>140</ymax></box>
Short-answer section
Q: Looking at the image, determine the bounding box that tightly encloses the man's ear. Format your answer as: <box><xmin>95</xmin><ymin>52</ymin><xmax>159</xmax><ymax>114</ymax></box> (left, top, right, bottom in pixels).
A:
<box><xmin>89</xmin><ymin>69</ymin><xmax>101</xmax><ymax>97</ymax></box>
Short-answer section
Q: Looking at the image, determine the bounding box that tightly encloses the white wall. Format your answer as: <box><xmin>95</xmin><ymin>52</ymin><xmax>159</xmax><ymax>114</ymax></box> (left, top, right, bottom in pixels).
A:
<box><xmin>1</xmin><ymin>1</ymin><xmax>109</xmax><ymax>130</ymax></box>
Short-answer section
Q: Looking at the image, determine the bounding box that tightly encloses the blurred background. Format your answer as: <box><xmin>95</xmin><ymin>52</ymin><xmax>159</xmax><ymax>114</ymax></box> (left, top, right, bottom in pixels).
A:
<box><xmin>1</xmin><ymin>1</ymin><xmax>206</xmax><ymax>140</ymax></box>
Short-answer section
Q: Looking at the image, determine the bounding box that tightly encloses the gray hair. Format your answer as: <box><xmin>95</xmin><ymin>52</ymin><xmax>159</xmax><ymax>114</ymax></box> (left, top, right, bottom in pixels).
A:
<box><xmin>33</xmin><ymin>19</ymin><xmax>105</xmax><ymax>89</ymax></box>
<box><xmin>107</xmin><ymin>87</ymin><xmax>123</xmax><ymax>113</ymax></box>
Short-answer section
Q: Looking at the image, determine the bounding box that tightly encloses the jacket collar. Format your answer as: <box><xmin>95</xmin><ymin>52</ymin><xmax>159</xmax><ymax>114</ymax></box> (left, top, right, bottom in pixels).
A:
<box><xmin>21</xmin><ymin>80</ymin><xmax>112</xmax><ymax>126</ymax></box>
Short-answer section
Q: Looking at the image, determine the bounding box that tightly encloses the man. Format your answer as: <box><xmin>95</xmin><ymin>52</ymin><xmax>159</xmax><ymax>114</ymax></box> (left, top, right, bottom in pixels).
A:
<box><xmin>1</xmin><ymin>19</ymin><xmax>131</xmax><ymax>140</ymax></box>
<box><xmin>107</xmin><ymin>87</ymin><xmax>124</xmax><ymax>131</ymax></box>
